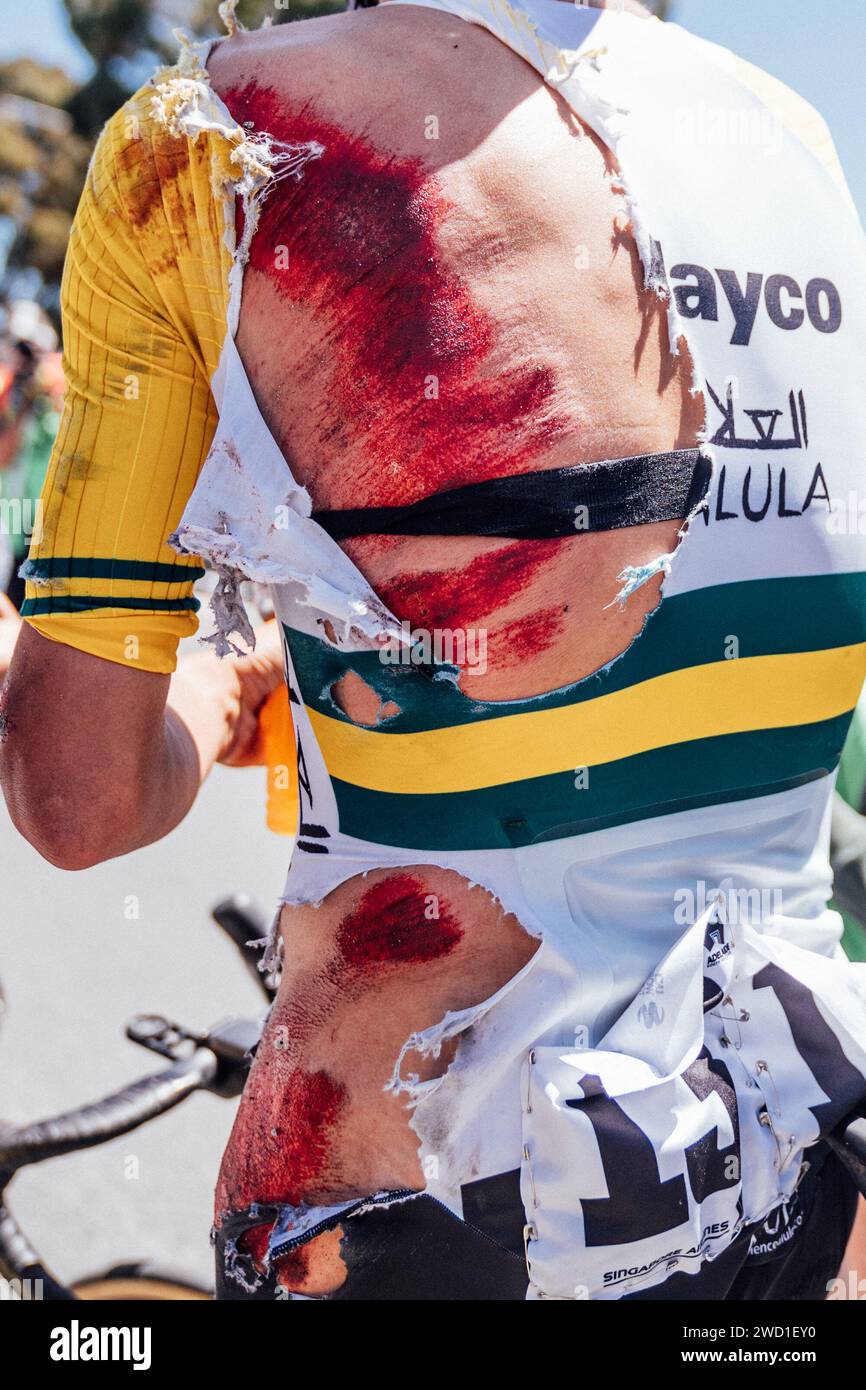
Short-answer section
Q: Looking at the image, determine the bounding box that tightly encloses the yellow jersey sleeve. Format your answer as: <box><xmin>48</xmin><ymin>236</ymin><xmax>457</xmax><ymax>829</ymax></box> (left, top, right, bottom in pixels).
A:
<box><xmin>22</xmin><ymin>86</ymin><xmax>232</xmax><ymax>673</ymax></box>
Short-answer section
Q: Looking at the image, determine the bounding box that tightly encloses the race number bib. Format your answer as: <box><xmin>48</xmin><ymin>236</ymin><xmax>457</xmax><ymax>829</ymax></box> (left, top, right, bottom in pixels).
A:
<box><xmin>521</xmin><ymin>906</ymin><xmax>866</xmax><ymax>1299</ymax></box>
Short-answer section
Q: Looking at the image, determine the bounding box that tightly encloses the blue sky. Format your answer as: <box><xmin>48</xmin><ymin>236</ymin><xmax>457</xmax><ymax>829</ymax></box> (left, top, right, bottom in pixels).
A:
<box><xmin>1</xmin><ymin>0</ymin><xmax>864</xmax><ymax>217</ymax></box>
<box><xmin>672</xmin><ymin>0</ymin><xmax>866</xmax><ymax>220</ymax></box>
<box><xmin>0</xmin><ymin>0</ymin><xmax>93</xmax><ymax>81</ymax></box>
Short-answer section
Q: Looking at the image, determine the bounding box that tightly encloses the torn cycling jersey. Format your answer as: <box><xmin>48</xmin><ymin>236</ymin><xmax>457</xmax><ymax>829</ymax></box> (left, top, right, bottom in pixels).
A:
<box><xmin>171</xmin><ymin>0</ymin><xmax>866</xmax><ymax>1298</ymax></box>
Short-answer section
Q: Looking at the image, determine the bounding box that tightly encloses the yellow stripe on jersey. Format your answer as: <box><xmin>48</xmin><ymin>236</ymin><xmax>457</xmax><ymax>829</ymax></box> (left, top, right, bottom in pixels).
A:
<box><xmin>306</xmin><ymin>643</ymin><xmax>866</xmax><ymax>795</ymax></box>
<box><xmin>25</xmin><ymin>610</ymin><xmax>195</xmax><ymax>675</ymax></box>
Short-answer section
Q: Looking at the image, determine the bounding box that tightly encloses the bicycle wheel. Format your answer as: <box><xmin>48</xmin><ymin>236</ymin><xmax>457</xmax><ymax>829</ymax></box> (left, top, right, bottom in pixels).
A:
<box><xmin>72</xmin><ymin>1266</ymin><xmax>211</xmax><ymax>1300</ymax></box>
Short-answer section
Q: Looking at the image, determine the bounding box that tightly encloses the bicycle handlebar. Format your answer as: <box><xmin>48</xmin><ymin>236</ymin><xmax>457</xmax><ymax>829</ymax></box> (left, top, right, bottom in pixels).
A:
<box><xmin>827</xmin><ymin>1103</ymin><xmax>866</xmax><ymax>1196</ymax></box>
<box><xmin>0</xmin><ymin>1047</ymin><xmax>218</xmax><ymax>1177</ymax></box>
<box><xmin>0</xmin><ymin>893</ymin><xmax>270</xmax><ymax>1293</ymax></box>
<box><xmin>210</xmin><ymin>895</ymin><xmax>277</xmax><ymax>1000</ymax></box>
<box><xmin>0</xmin><ymin>1201</ymin><xmax>76</xmax><ymax>1297</ymax></box>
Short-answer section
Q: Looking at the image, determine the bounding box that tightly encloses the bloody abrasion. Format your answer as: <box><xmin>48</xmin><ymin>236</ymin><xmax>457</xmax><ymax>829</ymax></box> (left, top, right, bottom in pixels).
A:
<box><xmin>216</xmin><ymin>1066</ymin><xmax>347</xmax><ymax>1215</ymax></box>
<box><xmin>221</xmin><ymin>82</ymin><xmax>566</xmax><ymax>506</ymax></box>
<box><xmin>484</xmin><ymin>603</ymin><xmax>568</xmax><ymax>664</ymax></box>
<box><xmin>237</xmin><ymin>1222</ymin><xmax>312</xmax><ymax>1288</ymax></box>
<box><xmin>374</xmin><ymin>538</ymin><xmax>566</xmax><ymax>632</ymax></box>
<box><xmin>338</xmin><ymin>873</ymin><xmax>463</xmax><ymax>968</ymax></box>
<box><xmin>237</xmin><ymin>1222</ymin><xmax>271</xmax><ymax>1268</ymax></box>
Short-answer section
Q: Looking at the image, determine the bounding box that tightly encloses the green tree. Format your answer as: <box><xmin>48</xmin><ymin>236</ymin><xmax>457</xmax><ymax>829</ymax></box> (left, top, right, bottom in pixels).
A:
<box><xmin>0</xmin><ymin>2</ymin><xmax>340</xmax><ymax>312</ymax></box>
<box><xmin>0</xmin><ymin>62</ymin><xmax>91</xmax><ymax>302</ymax></box>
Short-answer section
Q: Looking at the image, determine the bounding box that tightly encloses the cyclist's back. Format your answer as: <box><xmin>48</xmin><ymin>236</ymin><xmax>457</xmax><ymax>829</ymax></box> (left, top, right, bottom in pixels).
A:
<box><xmin>20</xmin><ymin>0</ymin><xmax>866</xmax><ymax>1300</ymax></box>
<box><xmin>208</xmin><ymin>0</ymin><xmax>702</xmax><ymax>703</ymax></box>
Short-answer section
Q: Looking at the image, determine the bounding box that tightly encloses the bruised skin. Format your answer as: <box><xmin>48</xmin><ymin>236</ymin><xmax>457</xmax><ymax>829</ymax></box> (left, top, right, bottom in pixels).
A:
<box><xmin>214</xmin><ymin>19</ymin><xmax>700</xmax><ymax>700</ymax></box>
<box><xmin>209</xmin><ymin>6</ymin><xmax>700</xmax><ymax>1294</ymax></box>
<box><xmin>341</xmin><ymin>527</ymin><xmax>680</xmax><ymax>702</ymax></box>
<box><xmin>224</xmin><ymin>82</ymin><xmax>568</xmax><ymax>508</ymax></box>
<box><xmin>215</xmin><ymin>869</ymin><xmax>537</xmax><ymax>1293</ymax></box>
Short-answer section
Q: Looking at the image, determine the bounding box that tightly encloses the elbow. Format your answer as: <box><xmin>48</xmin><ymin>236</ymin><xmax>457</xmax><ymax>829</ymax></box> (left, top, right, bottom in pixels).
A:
<box><xmin>8</xmin><ymin>797</ymin><xmax>124</xmax><ymax>871</ymax></box>
<box><xmin>0</xmin><ymin>628</ymin><xmax>163</xmax><ymax>869</ymax></box>
<box><xmin>2</xmin><ymin>762</ymin><xmax>133</xmax><ymax>870</ymax></box>
<box><xmin>34</xmin><ymin>824</ymin><xmax>118</xmax><ymax>872</ymax></box>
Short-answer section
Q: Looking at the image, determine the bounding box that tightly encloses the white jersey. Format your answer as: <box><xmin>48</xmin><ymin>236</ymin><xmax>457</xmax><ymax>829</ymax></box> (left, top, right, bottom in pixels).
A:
<box><xmin>171</xmin><ymin>0</ymin><xmax>866</xmax><ymax>1297</ymax></box>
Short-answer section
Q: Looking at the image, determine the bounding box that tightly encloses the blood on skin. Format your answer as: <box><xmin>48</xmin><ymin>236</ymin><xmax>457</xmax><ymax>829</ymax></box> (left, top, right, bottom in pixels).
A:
<box><xmin>238</xmin><ymin>1221</ymin><xmax>347</xmax><ymax>1298</ymax></box>
<box><xmin>217</xmin><ymin>873</ymin><xmax>462</xmax><ymax>1287</ymax></box>
<box><xmin>374</xmin><ymin>538</ymin><xmax>566</xmax><ymax>633</ymax></box>
<box><xmin>216</xmin><ymin>1067</ymin><xmax>347</xmax><ymax>1214</ymax></box>
<box><xmin>338</xmin><ymin>873</ymin><xmax>463</xmax><ymax>968</ymax></box>
<box><xmin>238</xmin><ymin>1222</ymin><xmax>271</xmax><ymax>1269</ymax></box>
<box><xmin>485</xmin><ymin>603</ymin><xmax>568</xmax><ymax>664</ymax></box>
<box><xmin>237</xmin><ymin>1219</ymin><xmax>316</xmax><ymax>1297</ymax></box>
<box><xmin>272</xmin><ymin>1244</ymin><xmax>311</xmax><ymax>1289</ymax></box>
<box><xmin>238</xmin><ymin>1222</ymin><xmax>311</xmax><ymax>1286</ymax></box>
<box><xmin>217</xmin><ymin>874</ymin><xmax>462</xmax><ymax>1231</ymax></box>
<box><xmin>221</xmin><ymin>81</ymin><xmax>567</xmax><ymax>507</ymax></box>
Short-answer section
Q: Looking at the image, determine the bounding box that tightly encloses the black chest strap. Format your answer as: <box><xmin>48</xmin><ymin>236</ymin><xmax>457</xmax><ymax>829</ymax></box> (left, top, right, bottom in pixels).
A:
<box><xmin>312</xmin><ymin>447</ymin><xmax>710</xmax><ymax>541</ymax></box>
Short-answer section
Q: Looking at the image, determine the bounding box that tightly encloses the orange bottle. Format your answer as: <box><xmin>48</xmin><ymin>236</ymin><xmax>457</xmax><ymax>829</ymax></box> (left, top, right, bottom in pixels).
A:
<box><xmin>257</xmin><ymin>684</ymin><xmax>298</xmax><ymax>837</ymax></box>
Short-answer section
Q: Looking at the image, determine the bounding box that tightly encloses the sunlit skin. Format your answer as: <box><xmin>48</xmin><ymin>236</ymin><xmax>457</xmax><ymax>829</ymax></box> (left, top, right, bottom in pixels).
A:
<box><xmin>0</xmin><ymin>0</ymin><xmax>856</xmax><ymax>1300</ymax></box>
<box><xmin>214</xmin><ymin>9</ymin><xmax>701</xmax><ymax>704</ymax></box>
<box><xmin>217</xmin><ymin>869</ymin><xmax>537</xmax><ymax>1293</ymax></box>
<box><xmin>201</xmin><ymin>1</ymin><xmax>709</xmax><ymax>1292</ymax></box>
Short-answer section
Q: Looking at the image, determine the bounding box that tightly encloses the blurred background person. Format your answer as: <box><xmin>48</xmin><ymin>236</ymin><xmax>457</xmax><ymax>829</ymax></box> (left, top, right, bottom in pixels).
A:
<box><xmin>0</xmin><ymin>587</ymin><xmax>19</xmax><ymax>673</ymax></box>
<box><xmin>0</xmin><ymin>299</ymin><xmax>63</xmax><ymax>607</ymax></box>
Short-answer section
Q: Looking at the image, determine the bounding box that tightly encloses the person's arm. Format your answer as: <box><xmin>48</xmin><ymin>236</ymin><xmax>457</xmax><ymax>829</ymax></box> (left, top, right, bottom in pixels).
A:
<box><xmin>0</xmin><ymin>88</ymin><xmax>275</xmax><ymax>867</ymax></box>
<box><xmin>0</xmin><ymin>619</ymin><xmax>284</xmax><ymax>870</ymax></box>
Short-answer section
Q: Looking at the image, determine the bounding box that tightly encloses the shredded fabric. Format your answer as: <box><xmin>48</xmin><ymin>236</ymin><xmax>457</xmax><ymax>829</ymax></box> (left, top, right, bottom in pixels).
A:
<box><xmin>608</xmin><ymin>551</ymin><xmax>675</xmax><ymax>609</ymax></box>
<box><xmin>161</xmin><ymin>0</ymin><xmax>866</xmax><ymax>1304</ymax></box>
<box><xmin>150</xmin><ymin>32</ymin><xmax>324</xmax><ymax>335</ymax></box>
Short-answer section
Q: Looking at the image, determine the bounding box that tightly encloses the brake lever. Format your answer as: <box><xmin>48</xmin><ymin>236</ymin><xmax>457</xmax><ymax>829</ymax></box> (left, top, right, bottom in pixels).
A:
<box><xmin>827</xmin><ymin>1101</ymin><xmax>866</xmax><ymax>1197</ymax></box>
<box><xmin>210</xmin><ymin>895</ymin><xmax>277</xmax><ymax>1001</ymax></box>
<box><xmin>203</xmin><ymin>1015</ymin><xmax>265</xmax><ymax>1098</ymax></box>
<box><xmin>126</xmin><ymin>1014</ymin><xmax>202</xmax><ymax>1062</ymax></box>
<box><xmin>126</xmin><ymin>1013</ymin><xmax>264</xmax><ymax>1099</ymax></box>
